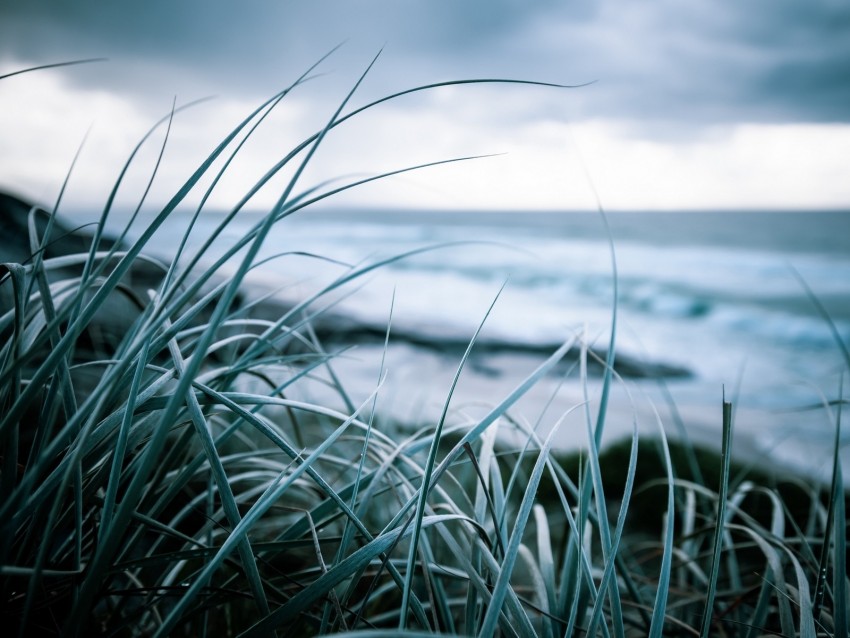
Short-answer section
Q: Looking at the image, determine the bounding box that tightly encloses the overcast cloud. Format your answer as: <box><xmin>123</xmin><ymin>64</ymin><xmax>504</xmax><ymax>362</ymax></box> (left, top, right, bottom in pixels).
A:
<box><xmin>1</xmin><ymin>0</ymin><xmax>849</xmax><ymax>210</ymax></box>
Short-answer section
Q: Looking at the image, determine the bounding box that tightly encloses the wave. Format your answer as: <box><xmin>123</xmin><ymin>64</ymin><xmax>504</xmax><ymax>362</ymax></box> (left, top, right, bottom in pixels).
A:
<box><xmin>88</xmin><ymin>209</ymin><xmax>850</xmax><ymax>393</ymax></box>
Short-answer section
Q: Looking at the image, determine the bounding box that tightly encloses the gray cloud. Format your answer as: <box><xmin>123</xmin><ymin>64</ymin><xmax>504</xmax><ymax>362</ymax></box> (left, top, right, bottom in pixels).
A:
<box><xmin>1</xmin><ymin>0</ymin><xmax>848</xmax><ymax>129</ymax></box>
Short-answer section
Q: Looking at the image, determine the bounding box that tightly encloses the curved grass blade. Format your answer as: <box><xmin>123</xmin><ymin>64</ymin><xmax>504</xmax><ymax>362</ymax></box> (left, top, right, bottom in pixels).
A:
<box><xmin>820</xmin><ymin>384</ymin><xmax>846</xmax><ymax>636</ymax></box>
<box><xmin>163</xmin><ymin>323</ymin><xmax>270</xmax><ymax>616</ymax></box>
<box><xmin>151</xmin><ymin>384</ymin><xmax>382</xmax><ymax>638</ymax></box>
<box><xmin>648</xmin><ymin>408</ymin><xmax>676</xmax><ymax>638</ymax></box>
<box><xmin>0</xmin><ymin>58</ymin><xmax>106</xmax><ymax>81</ymax></box>
<box><xmin>322</xmin><ymin>293</ymin><xmax>394</xmax><ymax>633</ymax></box>
<box><xmin>533</xmin><ymin>504</ymin><xmax>556</xmax><ymax>638</ymax></box>
<box><xmin>335</xmin><ymin>335</ymin><xmax>580</xmax><ymax>631</ymax></box>
<box><xmin>160</xmin><ymin>76</ymin><xmax>582</xmax><ymax>317</ymax></box>
<box><xmin>240</xmin><ymin>515</ymin><xmax>467</xmax><ymax>637</ymax></box>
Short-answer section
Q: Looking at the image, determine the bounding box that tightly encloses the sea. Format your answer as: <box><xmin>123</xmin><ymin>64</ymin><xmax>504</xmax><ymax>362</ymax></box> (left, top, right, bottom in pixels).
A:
<box><xmin>70</xmin><ymin>207</ymin><xmax>850</xmax><ymax>482</ymax></box>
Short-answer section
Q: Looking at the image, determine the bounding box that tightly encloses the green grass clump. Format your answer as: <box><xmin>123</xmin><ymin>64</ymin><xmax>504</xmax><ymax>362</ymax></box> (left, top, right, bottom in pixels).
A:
<box><xmin>1</xmin><ymin>57</ymin><xmax>848</xmax><ymax>637</ymax></box>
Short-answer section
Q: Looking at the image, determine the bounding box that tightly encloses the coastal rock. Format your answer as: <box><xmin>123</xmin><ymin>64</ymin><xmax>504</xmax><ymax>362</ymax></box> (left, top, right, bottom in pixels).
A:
<box><xmin>307</xmin><ymin>319</ymin><xmax>693</xmax><ymax>380</ymax></box>
<box><xmin>0</xmin><ymin>191</ymin><xmax>169</xmax><ymax>355</ymax></box>
<box><xmin>0</xmin><ymin>191</ymin><xmax>98</xmax><ymax>264</ymax></box>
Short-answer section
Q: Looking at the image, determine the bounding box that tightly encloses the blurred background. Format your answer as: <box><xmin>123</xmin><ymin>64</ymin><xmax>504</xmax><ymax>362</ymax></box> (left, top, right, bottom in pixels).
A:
<box><xmin>2</xmin><ymin>0</ymin><xmax>849</xmax><ymax>480</ymax></box>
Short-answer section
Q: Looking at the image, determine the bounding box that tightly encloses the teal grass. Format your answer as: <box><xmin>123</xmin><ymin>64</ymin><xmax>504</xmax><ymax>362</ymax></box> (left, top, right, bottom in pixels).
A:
<box><xmin>0</xmin><ymin>56</ymin><xmax>848</xmax><ymax>637</ymax></box>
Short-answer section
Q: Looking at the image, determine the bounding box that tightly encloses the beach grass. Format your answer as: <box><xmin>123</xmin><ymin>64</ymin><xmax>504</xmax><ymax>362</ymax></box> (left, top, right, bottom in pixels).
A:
<box><xmin>1</xmin><ymin>58</ymin><xmax>848</xmax><ymax>637</ymax></box>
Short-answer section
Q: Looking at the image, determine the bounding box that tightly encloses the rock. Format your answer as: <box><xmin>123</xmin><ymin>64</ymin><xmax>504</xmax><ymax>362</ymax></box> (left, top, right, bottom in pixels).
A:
<box><xmin>0</xmin><ymin>190</ymin><xmax>168</xmax><ymax>350</ymax></box>
<box><xmin>0</xmin><ymin>191</ymin><xmax>112</xmax><ymax>264</ymax></box>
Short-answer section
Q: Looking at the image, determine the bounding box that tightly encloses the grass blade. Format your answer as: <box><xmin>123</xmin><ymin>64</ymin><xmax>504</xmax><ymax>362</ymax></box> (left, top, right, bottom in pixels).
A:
<box><xmin>0</xmin><ymin>58</ymin><xmax>106</xmax><ymax>80</ymax></box>
<box><xmin>699</xmin><ymin>398</ymin><xmax>734</xmax><ymax>637</ymax></box>
<box><xmin>648</xmin><ymin>409</ymin><xmax>676</xmax><ymax>638</ymax></box>
<box><xmin>830</xmin><ymin>389</ymin><xmax>847</xmax><ymax>637</ymax></box>
<box><xmin>400</xmin><ymin>282</ymin><xmax>506</xmax><ymax>629</ymax></box>
<box><xmin>241</xmin><ymin>515</ymin><xmax>467</xmax><ymax>637</ymax></box>
<box><xmin>477</xmin><ymin>406</ymin><xmax>575</xmax><ymax>638</ymax></box>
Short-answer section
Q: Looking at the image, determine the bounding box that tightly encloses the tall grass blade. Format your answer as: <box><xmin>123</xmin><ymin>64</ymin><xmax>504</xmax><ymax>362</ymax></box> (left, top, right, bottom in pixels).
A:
<box><xmin>579</xmin><ymin>333</ymin><xmax>625</xmax><ymax>637</ymax></box>
<box><xmin>791</xmin><ymin>265</ymin><xmax>850</xmax><ymax>371</ymax></box>
<box><xmin>648</xmin><ymin>410</ymin><xmax>676</xmax><ymax>638</ymax></box>
<box><xmin>156</xmin><ymin>62</ymin><xmax>392</xmax><ymax>630</ymax></box>
<box><xmin>699</xmin><ymin>397</ymin><xmax>734</xmax><ymax>637</ymax></box>
<box><xmin>59</xmin><ymin>55</ymin><xmax>363</xmax><ymax>629</ymax></box>
<box><xmin>477</xmin><ymin>407</ymin><xmax>574</xmax><ymax>638</ymax></box>
<box><xmin>830</xmin><ymin>389</ymin><xmax>847</xmax><ymax>637</ymax></box>
<box><xmin>533</xmin><ymin>504</ymin><xmax>556</xmax><ymax>638</ymax></box>
<box><xmin>792</xmin><ymin>266</ymin><xmax>849</xmax><ymax>635</ymax></box>
<box><xmin>0</xmin><ymin>58</ymin><xmax>106</xmax><ymax>80</ymax></box>
<box><xmin>164</xmin><ymin>324</ymin><xmax>270</xmax><ymax>615</ymax></box>
<box><xmin>152</xmin><ymin>385</ymin><xmax>381</xmax><ymax>637</ymax></box>
<box><xmin>586</xmin><ymin>420</ymin><xmax>639</xmax><ymax>638</ymax></box>
<box><xmin>430</xmin><ymin>335</ymin><xmax>577</xmax><ymax>488</ymax></box>
<box><xmin>321</xmin><ymin>293</ymin><xmax>394</xmax><ymax>633</ymax></box>
<box><xmin>0</xmin><ymin>264</ymin><xmax>25</xmax><ymax>498</ymax></box>
<box><xmin>0</xmin><ymin>90</ymin><xmax>295</xmax><ymax>440</ymax></box>
<box><xmin>400</xmin><ymin>283</ymin><xmax>506</xmax><ymax>629</ymax></box>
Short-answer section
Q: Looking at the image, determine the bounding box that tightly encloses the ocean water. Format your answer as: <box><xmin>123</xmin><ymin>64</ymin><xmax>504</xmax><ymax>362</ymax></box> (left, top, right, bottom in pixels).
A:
<box><xmin>73</xmin><ymin>207</ymin><xmax>850</xmax><ymax>479</ymax></box>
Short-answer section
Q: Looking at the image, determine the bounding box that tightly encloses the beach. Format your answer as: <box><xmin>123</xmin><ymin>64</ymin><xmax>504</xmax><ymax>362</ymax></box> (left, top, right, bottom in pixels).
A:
<box><xmin>53</xmin><ymin>204</ymin><xmax>850</xmax><ymax>482</ymax></box>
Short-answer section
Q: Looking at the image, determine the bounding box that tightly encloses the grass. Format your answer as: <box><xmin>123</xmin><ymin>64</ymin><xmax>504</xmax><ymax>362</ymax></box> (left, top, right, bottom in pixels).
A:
<box><xmin>1</xmin><ymin>57</ymin><xmax>848</xmax><ymax>637</ymax></box>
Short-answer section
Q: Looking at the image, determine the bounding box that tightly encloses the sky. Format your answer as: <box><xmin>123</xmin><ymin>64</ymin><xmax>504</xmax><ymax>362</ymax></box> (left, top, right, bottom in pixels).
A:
<box><xmin>1</xmin><ymin>0</ymin><xmax>849</xmax><ymax>212</ymax></box>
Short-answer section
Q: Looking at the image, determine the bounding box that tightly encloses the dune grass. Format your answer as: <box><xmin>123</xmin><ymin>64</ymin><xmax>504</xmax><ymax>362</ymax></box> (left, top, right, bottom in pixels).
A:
<box><xmin>1</xmin><ymin>58</ymin><xmax>848</xmax><ymax>637</ymax></box>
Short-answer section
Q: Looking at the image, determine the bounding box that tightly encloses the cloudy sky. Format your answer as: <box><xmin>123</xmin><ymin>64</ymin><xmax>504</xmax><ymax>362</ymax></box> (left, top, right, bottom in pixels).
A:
<box><xmin>1</xmin><ymin>0</ymin><xmax>849</xmax><ymax>212</ymax></box>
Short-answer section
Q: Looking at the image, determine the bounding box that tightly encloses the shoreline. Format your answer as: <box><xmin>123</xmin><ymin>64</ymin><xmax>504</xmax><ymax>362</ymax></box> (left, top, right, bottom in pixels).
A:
<box><xmin>2</xmin><ymin>192</ymin><xmax>845</xmax><ymax>487</ymax></box>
